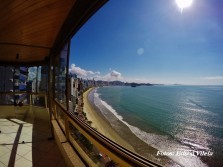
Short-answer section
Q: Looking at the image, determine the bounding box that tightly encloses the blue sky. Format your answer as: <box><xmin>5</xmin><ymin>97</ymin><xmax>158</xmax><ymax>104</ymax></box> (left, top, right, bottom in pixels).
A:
<box><xmin>69</xmin><ymin>0</ymin><xmax>223</xmax><ymax>85</ymax></box>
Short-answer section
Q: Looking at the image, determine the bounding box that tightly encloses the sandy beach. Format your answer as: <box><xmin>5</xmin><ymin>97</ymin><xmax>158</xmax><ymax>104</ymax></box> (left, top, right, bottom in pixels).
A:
<box><xmin>83</xmin><ymin>87</ymin><xmax>135</xmax><ymax>152</ymax></box>
<box><xmin>83</xmin><ymin>87</ymin><xmax>178</xmax><ymax>166</ymax></box>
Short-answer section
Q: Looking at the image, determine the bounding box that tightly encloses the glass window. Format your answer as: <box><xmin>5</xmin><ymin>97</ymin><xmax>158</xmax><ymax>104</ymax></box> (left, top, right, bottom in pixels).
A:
<box><xmin>54</xmin><ymin>42</ymin><xmax>69</xmax><ymax>109</ymax></box>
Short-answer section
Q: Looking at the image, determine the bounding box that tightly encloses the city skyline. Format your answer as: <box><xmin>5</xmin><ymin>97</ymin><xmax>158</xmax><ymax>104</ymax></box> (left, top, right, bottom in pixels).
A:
<box><xmin>69</xmin><ymin>0</ymin><xmax>223</xmax><ymax>85</ymax></box>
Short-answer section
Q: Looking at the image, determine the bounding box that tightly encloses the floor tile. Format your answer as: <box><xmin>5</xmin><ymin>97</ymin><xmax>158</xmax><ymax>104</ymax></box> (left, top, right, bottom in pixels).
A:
<box><xmin>0</xmin><ymin>134</ymin><xmax>14</xmax><ymax>144</ymax></box>
<box><xmin>14</xmin><ymin>157</ymin><xmax>32</xmax><ymax>167</ymax></box>
<box><xmin>0</xmin><ymin>152</ymin><xmax>21</xmax><ymax>166</ymax></box>
<box><xmin>19</xmin><ymin>133</ymin><xmax>32</xmax><ymax>143</ymax></box>
<box><xmin>17</xmin><ymin>144</ymin><xmax>32</xmax><ymax>156</ymax></box>
<box><xmin>0</xmin><ymin>145</ymin><xmax>11</xmax><ymax>157</ymax></box>
<box><xmin>0</xmin><ymin>161</ymin><xmax>6</xmax><ymax>167</ymax></box>
<box><xmin>23</xmin><ymin>151</ymin><xmax>32</xmax><ymax>162</ymax></box>
<box><xmin>0</xmin><ymin>106</ymin><xmax>68</xmax><ymax>167</ymax></box>
<box><xmin>5</xmin><ymin>144</ymin><xmax>13</xmax><ymax>151</ymax></box>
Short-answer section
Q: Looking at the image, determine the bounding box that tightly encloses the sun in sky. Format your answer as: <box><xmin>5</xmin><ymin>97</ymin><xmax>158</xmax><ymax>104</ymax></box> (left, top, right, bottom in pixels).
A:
<box><xmin>176</xmin><ymin>0</ymin><xmax>193</xmax><ymax>12</ymax></box>
<box><xmin>70</xmin><ymin>0</ymin><xmax>223</xmax><ymax>85</ymax></box>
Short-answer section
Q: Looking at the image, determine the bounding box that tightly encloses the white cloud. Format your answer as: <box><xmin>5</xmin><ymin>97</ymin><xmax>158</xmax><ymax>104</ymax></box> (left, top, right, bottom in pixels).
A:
<box><xmin>88</xmin><ymin>71</ymin><xmax>94</xmax><ymax>75</ymax></box>
<box><xmin>69</xmin><ymin>64</ymin><xmax>100</xmax><ymax>77</ymax></box>
<box><xmin>69</xmin><ymin>64</ymin><xmax>123</xmax><ymax>81</ymax></box>
<box><xmin>110</xmin><ymin>70</ymin><xmax>121</xmax><ymax>78</ymax></box>
<box><xmin>105</xmin><ymin>70</ymin><xmax>122</xmax><ymax>81</ymax></box>
<box><xmin>201</xmin><ymin>76</ymin><xmax>223</xmax><ymax>80</ymax></box>
<box><xmin>95</xmin><ymin>71</ymin><xmax>100</xmax><ymax>75</ymax></box>
<box><xmin>94</xmin><ymin>70</ymin><xmax>123</xmax><ymax>81</ymax></box>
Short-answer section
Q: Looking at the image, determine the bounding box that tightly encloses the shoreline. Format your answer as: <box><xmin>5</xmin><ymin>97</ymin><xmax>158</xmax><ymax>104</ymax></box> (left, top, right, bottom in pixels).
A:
<box><xmin>83</xmin><ymin>87</ymin><xmax>135</xmax><ymax>152</ymax></box>
<box><xmin>83</xmin><ymin>87</ymin><xmax>177</xmax><ymax>166</ymax></box>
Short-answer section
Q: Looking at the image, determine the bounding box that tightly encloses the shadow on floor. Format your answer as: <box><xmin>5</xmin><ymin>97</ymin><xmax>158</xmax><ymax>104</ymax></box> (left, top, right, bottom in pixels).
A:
<box><xmin>0</xmin><ymin>105</ymin><xmax>67</xmax><ymax>167</ymax></box>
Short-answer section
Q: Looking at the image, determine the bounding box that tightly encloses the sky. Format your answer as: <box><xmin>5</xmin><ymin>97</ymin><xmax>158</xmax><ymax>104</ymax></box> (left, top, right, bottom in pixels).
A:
<box><xmin>69</xmin><ymin>0</ymin><xmax>223</xmax><ymax>85</ymax></box>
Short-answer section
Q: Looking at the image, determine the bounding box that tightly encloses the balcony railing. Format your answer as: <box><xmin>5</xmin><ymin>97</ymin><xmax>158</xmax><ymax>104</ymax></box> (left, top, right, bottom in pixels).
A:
<box><xmin>51</xmin><ymin>99</ymin><xmax>161</xmax><ymax>167</ymax></box>
<box><xmin>0</xmin><ymin>92</ymin><xmax>47</xmax><ymax>107</ymax></box>
<box><xmin>0</xmin><ymin>92</ymin><xmax>161</xmax><ymax>166</ymax></box>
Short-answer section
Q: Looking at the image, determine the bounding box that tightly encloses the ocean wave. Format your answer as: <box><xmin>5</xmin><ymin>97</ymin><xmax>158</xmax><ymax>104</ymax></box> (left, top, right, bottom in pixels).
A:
<box><xmin>94</xmin><ymin>92</ymin><xmax>125</xmax><ymax>124</ymax></box>
<box><xmin>123</xmin><ymin>123</ymin><xmax>208</xmax><ymax>167</ymax></box>
<box><xmin>93</xmin><ymin>91</ymin><xmax>208</xmax><ymax>167</ymax></box>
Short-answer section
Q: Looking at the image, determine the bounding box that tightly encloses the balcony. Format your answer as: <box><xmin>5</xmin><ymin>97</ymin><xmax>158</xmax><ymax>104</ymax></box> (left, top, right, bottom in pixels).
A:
<box><xmin>0</xmin><ymin>91</ymin><xmax>161</xmax><ymax>166</ymax></box>
<box><xmin>0</xmin><ymin>0</ymin><xmax>162</xmax><ymax>166</ymax></box>
<box><xmin>0</xmin><ymin>105</ymin><xmax>68</xmax><ymax>167</ymax></box>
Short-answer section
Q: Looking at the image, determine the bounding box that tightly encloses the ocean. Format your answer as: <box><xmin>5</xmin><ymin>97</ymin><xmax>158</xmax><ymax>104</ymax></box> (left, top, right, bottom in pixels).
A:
<box><xmin>89</xmin><ymin>85</ymin><xmax>223</xmax><ymax>167</ymax></box>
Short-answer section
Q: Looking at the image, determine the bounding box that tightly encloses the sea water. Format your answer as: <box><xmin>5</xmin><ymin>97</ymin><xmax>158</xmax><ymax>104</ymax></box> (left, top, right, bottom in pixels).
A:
<box><xmin>90</xmin><ymin>85</ymin><xmax>223</xmax><ymax>167</ymax></box>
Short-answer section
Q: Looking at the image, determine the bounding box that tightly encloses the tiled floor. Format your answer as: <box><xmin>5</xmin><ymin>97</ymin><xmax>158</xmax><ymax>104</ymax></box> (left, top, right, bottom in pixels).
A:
<box><xmin>0</xmin><ymin>106</ymin><xmax>67</xmax><ymax>167</ymax></box>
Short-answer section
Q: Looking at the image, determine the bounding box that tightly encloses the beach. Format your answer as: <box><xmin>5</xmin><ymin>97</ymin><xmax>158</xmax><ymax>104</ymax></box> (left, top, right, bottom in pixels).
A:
<box><xmin>87</xmin><ymin>85</ymin><xmax>223</xmax><ymax>167</ymax></box>
<box><xmin>83</xmin><ymin>87</ymin><xmax>135</xmax><ymax>152</ymax></box>
<box><xmin>83</xmin><ymin>87</ymin><xmax>176</xmax><ymax>166</ymax></box>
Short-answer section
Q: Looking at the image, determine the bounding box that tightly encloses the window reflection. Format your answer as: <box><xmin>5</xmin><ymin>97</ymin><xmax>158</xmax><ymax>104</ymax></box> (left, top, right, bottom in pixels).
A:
<box><xmin>54</xmin><ymin>43</ymin><xmax>69</xmax><ymax>109</ymax></box>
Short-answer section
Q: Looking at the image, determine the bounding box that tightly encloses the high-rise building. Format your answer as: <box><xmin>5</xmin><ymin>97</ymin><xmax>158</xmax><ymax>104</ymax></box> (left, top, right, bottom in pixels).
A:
<box><xmin>0</xmin><ymin>66</ymin><xmax>14</xmax><ymax>104</ymax></box>
<box><xmin>14</xmin><ymin>67</ymin><xmax>28</xmax><ymax>104</ymax></box>
<box><xmin>40</xmin><ymin>66</ymin><xmax>48</xmax><ymax>92</ymax></box>
<box><xmin>0</xmin><ymin>66</ymin><xmax>28</xmax><ymax>104</ymax></box>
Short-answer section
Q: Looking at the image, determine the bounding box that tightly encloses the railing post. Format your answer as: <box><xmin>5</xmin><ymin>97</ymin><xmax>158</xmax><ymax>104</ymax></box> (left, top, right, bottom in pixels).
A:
<box><xmin>45</xmin><ymin>94</ymin><xmax>47</xmax><ymax>108</ymax></box>
<box><xmin>29</xmin><ymin>94</ymin><xmax>32</xmax><ymax>106</ymax></box>
<box><xmin>54</xmin><ymin>102</ymin><xmax>58</xmax><ymax>119</ymax></box>
<box><xmin>65</xmin><ymin>115</ymin><xmax>70</xmax><ymax>142</ymax></box>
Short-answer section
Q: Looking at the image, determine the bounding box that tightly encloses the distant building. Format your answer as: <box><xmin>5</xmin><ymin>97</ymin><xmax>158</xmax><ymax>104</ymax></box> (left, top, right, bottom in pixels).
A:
<box><xmin>14</xmin><ymin>67</ymin><xmax>29</xmax><ymax>104</ymax></box>
<box><xmin>0</xmin><ymin>66</ymin><xmax>14</xmax><ymax>104</ymax></box>
<box><xmin>0</xmin><ymin>66</ymin><xmax>29</xmax><ymax>104</ymax></box>
<box><xmin>40</xmin><ymin>66</ymin><xmax>48</xmax><ymax>92</ymax></box>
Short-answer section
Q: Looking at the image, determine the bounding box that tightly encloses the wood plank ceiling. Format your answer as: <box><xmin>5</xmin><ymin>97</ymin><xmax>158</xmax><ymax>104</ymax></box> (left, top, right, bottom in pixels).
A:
<box><xmin>0</xmin><ymin>0</ymin><xmax>76</xmax><ymax>65</ymax></box>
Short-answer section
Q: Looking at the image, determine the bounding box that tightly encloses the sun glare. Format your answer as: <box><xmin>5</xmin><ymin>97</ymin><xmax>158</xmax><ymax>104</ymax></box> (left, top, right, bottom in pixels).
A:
<box><xmin>176</xmin><ymin>0</ymin><xmax>193</xmax><ymax>12</ymax></box>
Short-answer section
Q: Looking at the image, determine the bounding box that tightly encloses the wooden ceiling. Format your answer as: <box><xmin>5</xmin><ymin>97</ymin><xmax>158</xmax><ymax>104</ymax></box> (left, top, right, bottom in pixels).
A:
<box><xmin>0</xmin><ymin>0</ymin><xmax>107</xmax><ymax>66</ymax></box>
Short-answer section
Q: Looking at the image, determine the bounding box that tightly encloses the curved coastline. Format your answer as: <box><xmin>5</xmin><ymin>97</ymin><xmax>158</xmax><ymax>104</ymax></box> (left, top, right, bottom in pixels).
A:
<box><xmin>83</xmin><ymin>87</ymin><xmax>135</xmax><ymax>152</ymax></box>
<box><xmin>83</xmin><ymin>87</ymin><xmax>177</xmax><ymax>166</ymax></box>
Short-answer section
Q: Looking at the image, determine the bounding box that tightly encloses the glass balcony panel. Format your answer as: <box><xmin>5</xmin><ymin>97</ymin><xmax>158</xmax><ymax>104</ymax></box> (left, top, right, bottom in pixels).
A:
<box><xmin>54</xmin><ymin>43</ymin><xmax>69</xmax><ymax>110</ymax></box>
<box><xmin>68</xmin><ymin>122</ymin><xmax>119</xmax><ymax>167</ymax></box>
<box><xmin>0</xmin><ymin>94</ymin><xmax>14</xmax><ymax>105</ymax></box>
<box><xmin>56</xmin><ymin>105</ymin><xmax>66</xmax><ymax>129</ymax></box>
<box><xmin>32</xmin><ymin>95</ymin><xmax>46</xmax><ymax>108</ymax></box>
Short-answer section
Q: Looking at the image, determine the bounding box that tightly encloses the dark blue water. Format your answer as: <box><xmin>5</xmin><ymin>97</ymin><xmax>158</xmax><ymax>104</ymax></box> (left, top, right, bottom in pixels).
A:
<box><xmin>93</xmin><ymin>85</ymin><xmax>223</xmax><ymax>167</ymax></box>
